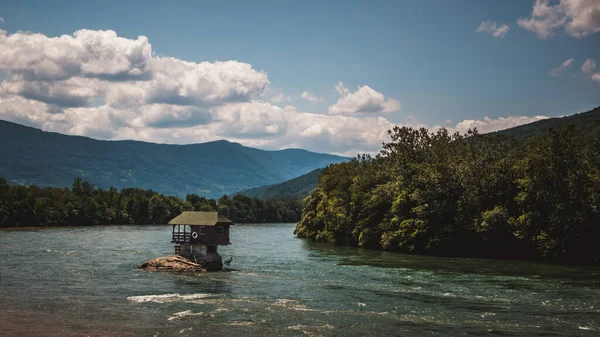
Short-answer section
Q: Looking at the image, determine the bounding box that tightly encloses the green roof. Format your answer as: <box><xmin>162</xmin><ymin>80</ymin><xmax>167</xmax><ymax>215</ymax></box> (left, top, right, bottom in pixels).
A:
<box><xmin>168</xmin><ymin>212</ymin><xmax>233</xmax><ymax>226</ymax></box>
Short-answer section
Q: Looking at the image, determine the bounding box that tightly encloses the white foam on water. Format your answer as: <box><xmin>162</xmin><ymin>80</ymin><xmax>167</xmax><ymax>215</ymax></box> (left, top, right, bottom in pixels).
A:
<box><xmin>579</xmin><ymin>326</ymin><xmax>594</xmax><ymax>331</ymax></box>
<box><xmin>287</xmin><ymin>323</ymin><xmax>335</xmax><ymax>334</ymax></box>
<box><xmin>127</xmin><ymin>293</ymin><xmax>213</xmax><ymax>303</ymax></box>
<box><xmin>357</xmin><ymin>302</ymin><xmax>367</xmax><ymax>307</ymax></box>
<box><xmin>366</xmin><ymin>311</ymin><xmax>389</xmax><ymax>316</ymax></box>
<box><xmin>236</xmin><ymin>272</ymin><xmax>261</xmax><ymax>277</ymax></box>
<box><xmin>168</xmin><ymin>310</ymin><xmax>206</xmax><ymax>321</ymax></box>
<box><xmin>442</xmin><ymin>293</ymin><xmax>456</xmax><ymax>297</ymax></box>
<box><xmin>179</xmin><ymin>327</ymin><xmax>193</xmax><ymax>333</ymax></box>
<box><xmin>229</xmin><ymin>321</ymin><xmax>256</xmax><ymax>326</ymax></box>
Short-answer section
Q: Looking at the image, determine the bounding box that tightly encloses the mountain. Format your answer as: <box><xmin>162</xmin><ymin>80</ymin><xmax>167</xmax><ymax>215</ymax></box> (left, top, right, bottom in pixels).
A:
<box><xmin>496</xmin><ymin>106</ymin><xmax>600</xmax><ymax>140</ymax></box>
<box><xmin>0</xmin><ymin>120</ymin><xmax>347</xmax><ymax>198</ymax></box>
<box><xmin>237</xmin><ymin>168</ymin><xmax>323</xmax><ymax>200</ymax></box>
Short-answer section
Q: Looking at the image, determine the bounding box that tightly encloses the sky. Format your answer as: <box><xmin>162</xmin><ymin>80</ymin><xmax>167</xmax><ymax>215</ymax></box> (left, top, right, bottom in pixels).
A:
<box><xmin>0</xmin><ymin>0</ymin><xmax>599</xmax><ymax>156</ymax></box>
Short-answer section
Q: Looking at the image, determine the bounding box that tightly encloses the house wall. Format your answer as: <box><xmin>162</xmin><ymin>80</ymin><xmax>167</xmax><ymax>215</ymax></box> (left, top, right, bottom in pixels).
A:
<box><xmin>190</xmin><ymin>224</ymin><xmax>230</xmax><ymax>245</ymax></box>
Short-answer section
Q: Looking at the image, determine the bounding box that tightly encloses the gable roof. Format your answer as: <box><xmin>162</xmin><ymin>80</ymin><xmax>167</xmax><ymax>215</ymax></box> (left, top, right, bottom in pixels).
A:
<box><xmin>168</xmin><ymin>212</ymin><xmax>233</xmax><ymax>226</ymax></box>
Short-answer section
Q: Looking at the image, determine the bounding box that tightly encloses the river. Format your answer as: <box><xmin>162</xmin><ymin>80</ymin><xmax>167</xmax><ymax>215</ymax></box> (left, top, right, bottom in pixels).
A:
<box><xmin>0</xmin><ymin>223</ymin><xmax>599</xmax><ymax>336</ymax></box>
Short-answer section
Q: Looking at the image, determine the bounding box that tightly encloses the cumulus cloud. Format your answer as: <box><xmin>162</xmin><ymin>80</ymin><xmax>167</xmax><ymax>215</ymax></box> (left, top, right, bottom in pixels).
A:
<box><xmin>581</xmin><ymin>58</ymin><xmax>597</xmax><ymax>74</ymax></box>
<box><xmin>550</xmin><ymin>58</ymin><xmax>574</xmax><ymax>76</ymax></box>
<box><xmin>145</xmin><ymin>57</ymin><xmax>269</xmax><ymax>106</ymax></box>
<box><xmin>0</xmin><ymin>29</ymin><xmax>553</xmax><ymax>156</ymax></box>
<box><xmin>476</xmin><ymin>21</ymin><xmax>511</xmax><ymax>38</ymax></box>
<box><xmin>269</xmin><ymin>92</ymin><xmax>291</xmax><ymax>103</ymax></box>
<box><xmin>0</xmin><ymin>76</ymin><xmax>102</xmax><ymax>107</ymax></box>
<box><xmin>0</xmin><ymin>29</ymin><xmax>269</xmax><ymax>129</ymax></box>
<box><xmin>328</xmin><ymin>82</ymin><xmax>401</xmax><ymax>115</ymax></box>
<box><xmin>300</xmin><ymin>91</ymin><xmax>324</xmax><ymax>103</ymax></box>
<box><xmin>518</xmin><ymin>0</ymin><xmax>600</xmax><ymax>39</ymax></box>
<box><xmin>447</xmin><ymin>115</ymin><xmax>549</xmax><ymax>134</ymax></box>
<box><xmin>592</xmin><ymin>73</ymin><xmax>600</xmax><ymax>82</ymax></box>
<box><xmin>0</xmin><ymin>29</ymin><xmax>152</xmax><ymax>81</ymax></box>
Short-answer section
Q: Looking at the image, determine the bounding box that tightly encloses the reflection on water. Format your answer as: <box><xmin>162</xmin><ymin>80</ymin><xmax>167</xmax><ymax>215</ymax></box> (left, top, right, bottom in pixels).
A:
<box><xmin>0</xmin><ymin>223</ymin><xmax>599</xmax><ymax>336</ymax></box>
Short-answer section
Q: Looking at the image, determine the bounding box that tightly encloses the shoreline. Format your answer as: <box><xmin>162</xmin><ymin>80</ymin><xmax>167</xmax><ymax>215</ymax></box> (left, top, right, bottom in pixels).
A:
<box><xmin>0</xmin><ymin>222</ymin><xmax>297</xmax><ymax>231</ymax></box>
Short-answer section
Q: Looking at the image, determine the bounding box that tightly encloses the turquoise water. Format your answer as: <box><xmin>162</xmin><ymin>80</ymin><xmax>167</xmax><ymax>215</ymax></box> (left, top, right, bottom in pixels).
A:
<box><xmin>0</xmin><ymin>223</ymin><xmax>599</xmax><ymax>336</ymax></box>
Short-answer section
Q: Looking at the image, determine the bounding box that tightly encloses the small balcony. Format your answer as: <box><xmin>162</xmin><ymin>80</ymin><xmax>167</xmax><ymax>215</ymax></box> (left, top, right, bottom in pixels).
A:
<box><xmin>171</xmin><ymin>225</ymin><xmax>191</xmax><ymax>244</ymax></box>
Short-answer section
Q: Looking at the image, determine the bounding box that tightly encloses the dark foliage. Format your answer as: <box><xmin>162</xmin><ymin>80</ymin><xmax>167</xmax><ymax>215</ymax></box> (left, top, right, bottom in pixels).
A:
<box><xmin>0</xmin><ymin>178</ymin><xmax>302</xmax><ymax>227</ymax></box>
<box><xmin>295</xmin><ymin>125</ymin><xmax>600</xmax><ymax>265</ymax></box>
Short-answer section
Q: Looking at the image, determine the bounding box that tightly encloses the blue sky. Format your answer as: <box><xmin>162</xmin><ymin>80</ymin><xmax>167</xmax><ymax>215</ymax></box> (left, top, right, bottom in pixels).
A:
<box><xmin>0</xmin><ymin>0</ymin><xmax>599</xmax><ymax>155</ymax></box>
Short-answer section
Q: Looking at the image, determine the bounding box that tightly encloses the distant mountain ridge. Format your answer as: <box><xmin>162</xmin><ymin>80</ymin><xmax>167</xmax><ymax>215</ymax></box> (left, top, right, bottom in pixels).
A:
<box><xmin>496</xmin><ymin>106</ymin><xmax>600</xmax><ymax>139</ymax></box>
<box><xmin>237</xmin><ymin>168</ymin><xmax>323</xmax><ymax>200</ymax></box>
<box><xmin>0</xmin><ymin>120</ymin><xmax>347</xmax><ymax>198</ymax></box>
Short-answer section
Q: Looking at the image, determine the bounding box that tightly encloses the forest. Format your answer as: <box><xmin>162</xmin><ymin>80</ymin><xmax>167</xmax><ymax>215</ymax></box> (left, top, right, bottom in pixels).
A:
<box><xmin>0</xmin><ymin>177</ymin><xmax>302</xmax><ymax>228</ymax></box>
<box><xmin>294</xmin><ymin>125</ymin><xmax>600</xmax><ymax>265</ymax></box>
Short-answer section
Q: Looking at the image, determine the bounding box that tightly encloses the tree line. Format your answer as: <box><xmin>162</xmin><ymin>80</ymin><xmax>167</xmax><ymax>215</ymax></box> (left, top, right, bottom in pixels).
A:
<box><xmin>294</xmin><ymin>125</ymin><xmax>600</xmax><ymax>265</ymax></box>
<box><xmin>0</xmin><ymin>177</ymin><xmax>302</xmax><ymax>227</ymax></box>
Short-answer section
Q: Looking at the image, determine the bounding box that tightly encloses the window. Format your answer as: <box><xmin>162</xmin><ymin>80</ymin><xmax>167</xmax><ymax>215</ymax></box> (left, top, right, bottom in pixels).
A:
<box><xmin>217</xmin><ymin>226</ymin><xmax>224</xmax><ymax>235</ymax></box>
<box><xmin>199</xmin><ymin>226</ymin><xmax>206</xmax><ymax>235</ymax></box>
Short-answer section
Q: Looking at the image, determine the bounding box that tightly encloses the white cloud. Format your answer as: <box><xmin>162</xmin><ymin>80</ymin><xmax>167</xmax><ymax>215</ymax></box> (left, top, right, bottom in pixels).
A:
<box><xmin>145</xmin><ymin>57</ymin><xmax>269</xmax><ymax>106</ymax></box>
<box><xmin>0</xmin><ymin>95</ymin><xmax>55</xmax><ymax>129</ymax></box>
<box><xmin>447</xmin><ymin>115</ymin><xmax>549</xmax><ymax>134</ymax></box>
<box><xmin>328</xmin><ymin>82</ymin><xmax>401</xmax><ymax>115</ymax></box>
<box><xmin>0</xmin><ymin>29</ymin><xmax>270</xmax><ymax>128</ymax></box>
<box><xmin>581</xmin><ymin>58</ymin><xmax>597</xmax><ymax>73</ymax></box>
<box><xmin>269</xmin><ymin>92</ymin><xmax>291</xmax><ymax>103</ymax></box>
<box><xmin>0</xmin><ymin>76</ymin><xmax>102</xmax><ymax>107</ymax></box>
<box><xmin>476</xmin><ymin>21</ymin><xmax>511</xmax><ymax>38</ymax></box>
<box><xmin>550</xmin><ymin>58</ymin><xmax>574</xmax><ymax>76</ymax></box>
<box><xmin>518</xmin><ymin>0</ymin><xmax>600</xmax><ymax>39</ymax></box>
<box><xmin>300</xmin><ymin>91</ymin><xmax>324</xmax><ymax>103</ymax></box>
<box><xmin>0</xmin><ymin>29</ymin><xmax>553</xmax><ymax>156</ymax></box>
<box><xmin>334</xmin><ymin>81</ymin><xmax>350</xmax><ymax>96</ymax></box>
<box><xmin>0</xmin><ymin>29</ymin><xmax>152</xmax><ymax>81</ymax></box>
<box><xmin>0</xmin><ymin>92</ymin><xmax>551</xmax><ymax>156</ymax></box>
<box><xmin>592</xmin><ymin>73</ymin><xmax>600</xmax><ymax>81</ymax></box>
<box><xmin>0</xmin><ymin>17</ymin><xmax>4</xmax><ymax>24</ymax></box>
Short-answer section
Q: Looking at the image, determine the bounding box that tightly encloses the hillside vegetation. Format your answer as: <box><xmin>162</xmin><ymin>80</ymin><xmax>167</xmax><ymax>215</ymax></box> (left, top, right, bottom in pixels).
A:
<box><xmin>237</xmin><ymin>169</ymin><xmax>323</xmax><ymax>200</ymax></box>
<box><xmin>0</xmin><ymin>120</ymin><xmax>346</xmax><ymax>198</ymax></box>
<box><xmin>295</xmin><ymin>125</ymin><xmax>600</xmax><ymax>265</ymax></box>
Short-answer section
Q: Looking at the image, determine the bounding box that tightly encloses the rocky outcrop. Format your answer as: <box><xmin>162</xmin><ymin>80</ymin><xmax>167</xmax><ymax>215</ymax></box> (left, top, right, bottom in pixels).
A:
<box><xmin>138</xmin><ymin>255</ymin><xmax>207</xmax><ymax>272</ymax></box>
<box><xmin>139</xmin><ymin>253</ymin><xmax>225</xmax><ymax>272</ymax></box>
<box><xmin>178</xmin><ymin>250</ymin><xmax>223</xmax><ymax>271</ymax></box>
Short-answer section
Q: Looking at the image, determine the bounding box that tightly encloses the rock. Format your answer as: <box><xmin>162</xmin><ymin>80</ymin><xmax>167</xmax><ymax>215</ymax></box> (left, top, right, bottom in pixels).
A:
<box><xmin>202</xmin><ymin>252</ymin><xmax>223</xmax><ymax>272</ymax></box>
<box><xmin>138</xmin><ymin>255</ymin><xmax>207</xmax><ymax>272</ymax></box>
<box><xmin>179</xmin><ymin>251</ymin><xmax>224</xmax><ymax>272</ymax></box>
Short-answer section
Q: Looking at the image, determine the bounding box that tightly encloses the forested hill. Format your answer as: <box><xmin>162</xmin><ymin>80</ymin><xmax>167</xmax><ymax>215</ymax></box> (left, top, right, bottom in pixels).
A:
<box><xmin>237</xmin><ymin>169</ymin><xmax>323</xmax><ymax>200</ymax></box>
<box><xmin>497</xmin><ymin>106</ymin><xmax>600</xmax><ymax>139</ymax></box>
<box><xmin>295</xmin><ymin>125</ymin><xmax>600</xmax><ymax>265</ymax></box>
<box><xmin>0</xmin><ymin>120</ymin><xmax>346</xmax><ymax>198</ymax></box>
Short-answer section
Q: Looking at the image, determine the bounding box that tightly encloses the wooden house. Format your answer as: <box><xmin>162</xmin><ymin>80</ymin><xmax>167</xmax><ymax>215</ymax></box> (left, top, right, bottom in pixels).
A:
<box><xmin>169</xmin><ymin>211</ymin><xmax>233</xmax><ymax>258</ymax></box>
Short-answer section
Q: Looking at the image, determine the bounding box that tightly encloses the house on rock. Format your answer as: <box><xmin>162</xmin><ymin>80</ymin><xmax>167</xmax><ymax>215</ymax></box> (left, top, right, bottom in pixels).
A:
<box><xmin>169</xmin><ymin>211</ymin><xmax>234</xmax><ymax>270</ymax></box>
